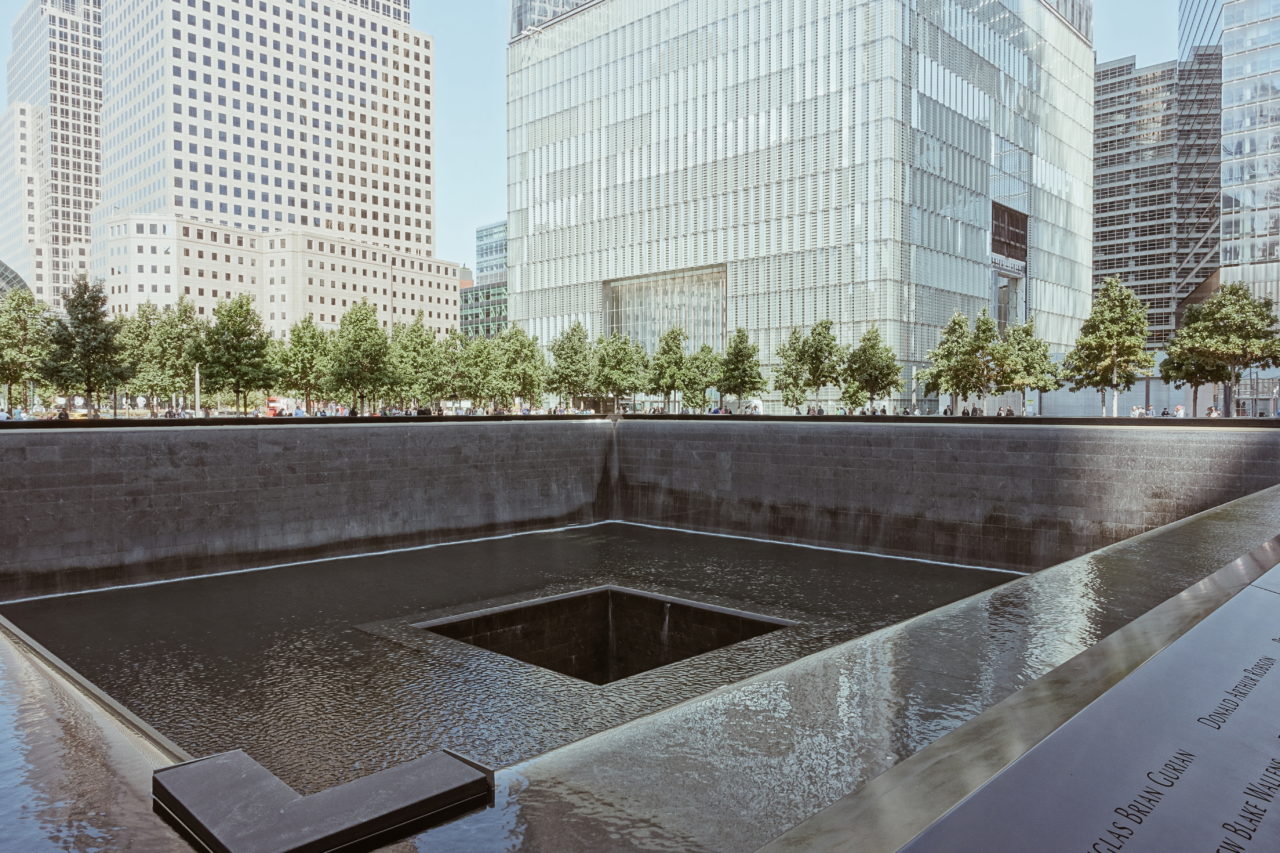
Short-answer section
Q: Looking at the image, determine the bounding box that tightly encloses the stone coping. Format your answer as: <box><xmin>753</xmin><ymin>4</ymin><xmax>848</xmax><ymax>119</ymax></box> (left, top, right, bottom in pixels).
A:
<box><xmin>405</xmin><ymin>484</ymin><xmax>1280</xmax><ymax>851</ymax></box>
<box><xmin>758</xmin><ymin>529</ymin><xmax>1280</xmax><ymax>851</ymax></box>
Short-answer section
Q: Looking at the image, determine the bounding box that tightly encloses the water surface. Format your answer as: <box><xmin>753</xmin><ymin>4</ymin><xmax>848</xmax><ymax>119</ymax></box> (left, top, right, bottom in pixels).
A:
<box><xmin>0</xmin><ymin>524</ymin><xmax>1007</xmax><ymax>794</ymax></box>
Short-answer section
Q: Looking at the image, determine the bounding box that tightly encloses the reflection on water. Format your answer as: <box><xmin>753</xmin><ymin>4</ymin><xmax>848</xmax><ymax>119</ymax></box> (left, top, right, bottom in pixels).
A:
<box><xmin>0</xmin><ymin>634</ymin><xmax>185</xmax><ymax>851</ymax></box>
<box><xmin>0</xmin><ymin>525</ymin><xmax>1005</xmax><ymax>795</ymax></box>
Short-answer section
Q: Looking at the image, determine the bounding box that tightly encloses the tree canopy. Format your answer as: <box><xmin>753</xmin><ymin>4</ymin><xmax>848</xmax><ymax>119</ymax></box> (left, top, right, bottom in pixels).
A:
<box><xmin>773</xmin><ymin>327</ymin><xmax>808</xmax><ymax>410</ymax></box>
<box><xmin>840</xmin><ymin>326</ymin><xmax>902</xmax><ymax>410</ymax></box>
<box><xmin>325</xmin><ymin>300</ymin><xmax>388</xmax><ymax>414</ymax></box>
<box><xmin>43</xmin><ymin>275</ymin><xmax>129</xmax><ymax>412</ymax></box>
<box><xmin>0</xmin><ymin>288</ymin><xmax>52</xmax><ymax>413</ymax></box>
<box><xmin>719</xmin><ymin>327</ymin><xmax>766</xmax><ymax>406</ymax></box>
<box><xmin>647</xmin><ymin>326</ymin><xmax>687</xmax><ymax>409</ymax></box>
<box><xmin>1062</xmin><ymin>278</ymin><xmax>1155</xmax><ymax>416</ymax></box>
<box><xmin>547</xmin><ymin>322</ymin><xmax>595</xmax><ymax>405</ymax></box>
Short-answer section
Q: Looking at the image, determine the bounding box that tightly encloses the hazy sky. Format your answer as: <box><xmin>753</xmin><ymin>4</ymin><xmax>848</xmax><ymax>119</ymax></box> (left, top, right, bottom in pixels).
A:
<box><xmin>0</xmin><ymin>0</ymin><xmax>1181</xmax><ymax>268</ymax></box>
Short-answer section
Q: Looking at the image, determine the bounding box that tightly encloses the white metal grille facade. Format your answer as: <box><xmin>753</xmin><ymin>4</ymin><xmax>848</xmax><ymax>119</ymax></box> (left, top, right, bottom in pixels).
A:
<box><xmin>507</xmin><ymin>0</ymin><xmax>1095</xmax><ymax>398</ymax></box>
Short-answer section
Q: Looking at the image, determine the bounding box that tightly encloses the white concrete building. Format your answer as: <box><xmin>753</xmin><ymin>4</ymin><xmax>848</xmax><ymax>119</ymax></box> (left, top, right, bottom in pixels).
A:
<box><xmin>507</xmin><ymin>0</ymin><xmax>1096</xmax><ymax>408</ymax></box>
<box><xmin>87</xmin><ymin>0</ymin><xmax>459</xmax><ymax>336</ymax></box>
<box><xmin>0</xmin><ymin>0</ymin><xmax>102</xmax><ymax>310</ymax></box>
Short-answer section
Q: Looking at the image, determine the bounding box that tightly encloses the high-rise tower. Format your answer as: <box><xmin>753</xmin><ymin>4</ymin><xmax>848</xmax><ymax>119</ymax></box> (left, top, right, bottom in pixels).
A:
<box><xmin>88</xmin><ymin>0</ymin><xmax>460</xmax><ymax>337</ymax></box>
<box><xmin>1093</xmin><ymin>47</ymin><xmax>1222</xmax><ymax>348</ymax></box>
<box><xmin>507</xmin><ymin>0</ymin><xmax>1096</xmax><ymax>408</ymax></box>
<box><xmin>0</xmin><ymin>0</ymin><xmax>102</xmax><ymax>310</ymax></box>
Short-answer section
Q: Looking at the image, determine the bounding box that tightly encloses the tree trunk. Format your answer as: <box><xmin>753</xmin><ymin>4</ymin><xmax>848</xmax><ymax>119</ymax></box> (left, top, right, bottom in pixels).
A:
<box><xmin>1192</xmin><ymin>385</ymin><xmax>1199</xmax><ymax>417</ymax></box>
<box><xmin>1111</xmin><ymin>388</ymin><xmax>1119</xmax><ymax>418</ymax></box>
<box><xmin>1224</xmin><ymin>378</ymin><xmax>1235</xmax><ymax>417</ymax></box>
<box><xmin>1099</xmin><ymin>390</ymin><xmax>1106</xmax><ymax>417</ymax></box>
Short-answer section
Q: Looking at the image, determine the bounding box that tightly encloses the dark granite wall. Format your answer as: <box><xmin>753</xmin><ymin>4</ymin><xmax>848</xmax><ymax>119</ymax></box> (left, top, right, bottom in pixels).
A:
<box><xmin>5</xmin><ymin>419</ymin><xmax>1280</xmax><ymax>597</ymax></box>
<box><xmin>614</xmin><ymin>420</ymin><xmax>1280</xmax><ymax>571</ymax></box>
<box><xmin>0</xmin><ymin>421</ymin><xmax>615</xmax><ymax>597</ymax></box>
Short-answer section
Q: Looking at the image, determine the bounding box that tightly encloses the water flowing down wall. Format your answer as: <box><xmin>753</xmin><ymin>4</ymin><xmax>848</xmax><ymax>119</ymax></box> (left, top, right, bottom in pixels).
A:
<box><xmin>4</xmin><ymin>418</ymin><xmax>1280</xmax><ymax>597</ymax></box>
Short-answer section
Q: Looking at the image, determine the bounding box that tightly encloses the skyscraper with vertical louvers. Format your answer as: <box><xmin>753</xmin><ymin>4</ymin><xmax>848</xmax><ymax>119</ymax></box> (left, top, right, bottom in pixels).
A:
<box><xmin>507</xmin><ymin>0</ymin><xmax>1096</xmax><ymax>408</ymax></box>
<box><xmin>0</xmin><ymin>0</ymin><xmax>101</xmax><ymax>311</ymax></box>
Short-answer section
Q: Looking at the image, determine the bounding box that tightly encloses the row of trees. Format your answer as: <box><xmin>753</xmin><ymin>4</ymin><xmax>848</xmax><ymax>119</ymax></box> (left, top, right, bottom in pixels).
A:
<box><xmin>0</xmin><ymin>277</ymin><xmax>772</xmax><ymax>415</ymax></box>
<box><xmin>919</xmin><ymin>278</ymin><xmax>1280</xmax><ymax>417</ymax></box>
<box><xmin>4</xmin><ymin>275</ymin><xmax>1277</xmax><ymax>417</ymax></box>
<box><xmin>0</xmin><ymin>277</ymin><xmax>553</xmax><ymax>415</ymax></box>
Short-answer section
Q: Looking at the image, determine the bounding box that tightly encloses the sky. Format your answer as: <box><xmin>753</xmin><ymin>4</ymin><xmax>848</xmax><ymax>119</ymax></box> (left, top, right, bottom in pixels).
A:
<box><xmin>0</xmin><ymin>0</ymin><xmax>1179</xmax><ymax>269</ymax></box>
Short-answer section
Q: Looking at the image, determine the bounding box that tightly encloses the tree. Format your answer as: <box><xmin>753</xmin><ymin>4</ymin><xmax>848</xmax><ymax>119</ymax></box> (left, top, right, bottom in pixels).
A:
<box><xmin>386</xmin><ymin>318</ymin><xmax>435</xmax><ymax>409</ymax></box>
<box><xmin>0</xmin><ymin>288</ymin><xmax>52</xmax><ymax>414</ymax></box>
<box><xmin>919</xmin><ymin>311</ymin><xmax>983</xmax><ymax>413</ymax></box>
<box><xmin>647</xmin><ymin>326</ymin><xmax>687</xmax><ymax>411</ymax></box>
<box><xmin>326</xmin><ymin>301</ymin><xmax>389</xmax><ymax>414</ymax></box>
<box><xmin>1062</xmin><ymin>278</ymin><xmax>1155</xmax><ymax>416</ymax></box>
<box><xmin>152</xmin><ymin>297</ymin><xmax>206</xmax><ymax>409</ymax></box>
<box><xmin>203</xmin><ymin>294</ymin><xmax>275</xmax><ymax>414</ymax></box>
<box><xmin>496</xmin><ymin>325</ymin><xmax>546</xmax><ymax>411</ymax></box>
<box><xmin>678</xmin><ymin>344</ymin><xmax>721</xmax><ymax>412</ymax></box>
<box><xmin>967</xmin><ymin>309</ymin><xmax>1003</xmax><ymax>414</ymax></box>
<box><xmin>457</xmin><ymin>334</ymin><xmax>503</xmax><ymax>410</ymax></box>
<box><xmin>841</xmin><ymin>326</ymin><xmax>902</xmax><ymax>411</ymax></box>
<box><xmin>116</xmin><ymin>302</ymin><xmax>167</xmax><ymax>413</ymax></box>
<box><xmin>1166</xmin><ymin>283</ymin><xmax>1280</xmax><ymax>417</ymax></box>
<box><xmin>719</xmin><ymin>327</ymin><xmax>766</xmax><ymax>408</ymax></box>
<box><xmin>547</xmin><ymin>322</ymin><xmax>595</xmax><ymax>407</ymax></box>
<box><xmin>773</xmin><ymin>328</ymin><xmax>809</xmax><ymax>411</ymax></box>
<box><xmin>594</xmin><ymin>332</ymin><xmax>647</xmax><ymax>411</ymax></box>
<box><xmin>436</xmin><ymin>328</ymin><xmax>467</xmax><ymax>407</ymax></box>
<box><xmin>414</xmin><ymin>325</ymin><xmax>455</xmax><ymax>409</ymax></box>
<box><xmin>276</xmin><ymin>313</ymin><xmax>331</xmax><ymax>413</ymax></box>
<box><xmin>1160</xmin><ymin>321</ymin><xmax>1229</xmax><ymax>417</ymax></box>
<box><xmin>43</xmin><ymin>275</ymin><xmax>129</xmax><ymax>415</ymax></box>
<box><xmin>994</xmin><ymin>316</ymin><xmax>1061</xmax><ymax>408</ymax></box>
<box><xmin>801</xmin><ymin>319</ymin><xmax>842</xmax><ymax>409</ymax></box>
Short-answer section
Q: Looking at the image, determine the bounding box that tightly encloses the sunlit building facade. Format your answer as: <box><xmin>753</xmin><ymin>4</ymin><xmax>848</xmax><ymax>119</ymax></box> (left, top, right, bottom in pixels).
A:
<box><xmin>88</xmin><ymin>0</ymin><xmax>460</xmax><ymax>336</ymax></box>
<box><xmin>0</xmin><ymin>0</ymin><xmax>102</xmax><ymax>311</ymax></box>
<box><xmin>1221</xmin><ymin>0</ymin><xmax>1280</xmax><ymax>300</ymax></box>
<box><xmin>507</xmin><ymin>0</ymin><xmax>1095</xmax><ymax>404</ymax></box>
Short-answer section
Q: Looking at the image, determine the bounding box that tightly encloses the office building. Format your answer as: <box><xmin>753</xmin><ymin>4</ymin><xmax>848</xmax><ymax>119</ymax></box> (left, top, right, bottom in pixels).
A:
<box><xmin>0</xmin><ymin>0</ymin><xmax>101</xmax><ymax>310</ymax></box>
<box><xmin>462</xmin><ymin>220</ymin><xmax>508</xmax><ymax>338</ymax></box>
<box><xmin>507</xmin><ymin>0</ymin><xmax>1096</xmax><ymax>405</ymax></box>
<box><xmin>1093</xmin><ymin>47</ymin><xmax>1221</xmax><ymax>348</ymax></box>
<box><xmin>85</xmin><ymin>0</ymin><xmax>460</xmax><ymax>337</ymax></box>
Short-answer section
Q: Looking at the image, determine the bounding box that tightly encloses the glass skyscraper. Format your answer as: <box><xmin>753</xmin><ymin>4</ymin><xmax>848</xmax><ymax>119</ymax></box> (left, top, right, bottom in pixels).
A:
<box><xmin>463</xmin><ymin>220</ymin><xmax>510</xmax><ymax>338</ymax></box>
<box><xmin>1221</xmin><ymin>0</ymin><xmax>1280</xmax><ymax>299</ymax></box>
<box><xmin>507</xmin><ymin>0</ymin><xmax>1095</xmax><ymax>406</ymax></box>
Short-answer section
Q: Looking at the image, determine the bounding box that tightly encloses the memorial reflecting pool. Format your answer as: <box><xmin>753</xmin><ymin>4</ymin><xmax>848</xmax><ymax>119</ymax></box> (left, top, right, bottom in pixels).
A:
<box><xmin>0</xmin><ymin>525</ymin><xmax>1009</xmax><ymax>796</ymax></box>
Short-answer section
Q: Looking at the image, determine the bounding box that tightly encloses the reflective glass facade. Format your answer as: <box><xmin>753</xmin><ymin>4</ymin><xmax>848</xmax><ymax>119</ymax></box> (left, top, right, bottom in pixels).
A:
<box><xmin>464</xmin><ymin>221</ymin><xmax>509</xmax><ymax>338</ymax></box>
<box><xmin>1222</xmin><ymin>0</ymin><xmax>1280</xmax><ymax>298</ymax></box>
<box><xmin>511</xmin><ymin>0</ymin><xmax>595</xmax><ymax>39</ymax></box>
<box><xmin>508</xmin><ymin>0</ymin><xmax>1095</xmax><ymax>403</ymax></box>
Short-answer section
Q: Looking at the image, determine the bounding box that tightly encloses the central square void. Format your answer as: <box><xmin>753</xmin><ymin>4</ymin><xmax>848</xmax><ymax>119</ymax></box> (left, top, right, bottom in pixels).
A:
<box><xmin>421</xmin><ymin>586</ymin><xmax>787</xmax><ymax>685</ymax></box>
